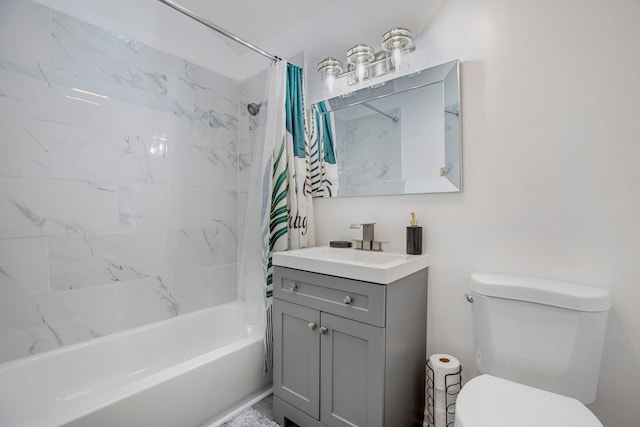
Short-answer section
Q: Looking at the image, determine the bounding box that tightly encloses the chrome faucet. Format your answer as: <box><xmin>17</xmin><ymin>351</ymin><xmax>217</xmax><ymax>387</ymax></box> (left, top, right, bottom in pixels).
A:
<box><xmin>350</xmin><ymin>223</ymin><xmax>384</xmax><ymax>251</ymax></box>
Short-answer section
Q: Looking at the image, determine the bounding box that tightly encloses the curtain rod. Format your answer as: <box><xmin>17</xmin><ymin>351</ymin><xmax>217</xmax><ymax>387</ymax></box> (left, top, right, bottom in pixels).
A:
<box><xmin>156</xmin><ymin>0</ymin><xmax>282</xmax><ymax>63</ymax></box>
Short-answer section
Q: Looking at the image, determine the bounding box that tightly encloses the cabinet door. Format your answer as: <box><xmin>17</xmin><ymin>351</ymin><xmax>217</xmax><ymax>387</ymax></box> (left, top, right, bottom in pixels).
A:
<box><xmin>273</xmin><ymin>300</ymin><xmax>321</xmax><ymax>419</ymax></box>
<box><xmin>320</xmin><ymin>313</ymin><xmax>385</xmax><ymax>427</ymax></box>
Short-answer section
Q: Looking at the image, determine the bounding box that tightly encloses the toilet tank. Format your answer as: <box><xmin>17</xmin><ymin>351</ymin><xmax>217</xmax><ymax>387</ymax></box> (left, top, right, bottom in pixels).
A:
<box><xmin>469</xmin><ymin>273</ymin><xmax>611</xmax><ymax>404</ymax></box>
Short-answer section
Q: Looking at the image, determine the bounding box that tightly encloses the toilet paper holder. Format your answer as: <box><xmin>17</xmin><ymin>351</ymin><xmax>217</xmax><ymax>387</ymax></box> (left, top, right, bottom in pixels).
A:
<box><xmin>426</xmin><ymin>358</ymin><xmax>462</xmax><ymax>427</ymax></box>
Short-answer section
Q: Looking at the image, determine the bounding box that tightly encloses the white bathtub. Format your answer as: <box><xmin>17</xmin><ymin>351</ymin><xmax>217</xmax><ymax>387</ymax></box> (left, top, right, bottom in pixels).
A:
<box><xmin>0</xmin><ymin>301</ymin><xmax>272</xmax><ymax>427</ymax></box>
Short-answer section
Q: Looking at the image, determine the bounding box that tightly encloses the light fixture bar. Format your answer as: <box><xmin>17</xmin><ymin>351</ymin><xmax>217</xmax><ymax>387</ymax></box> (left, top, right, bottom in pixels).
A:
<box><xmin>318</xmin><ymin>27</ymin><xmax>415</xmax><ymax>93</ymax></box>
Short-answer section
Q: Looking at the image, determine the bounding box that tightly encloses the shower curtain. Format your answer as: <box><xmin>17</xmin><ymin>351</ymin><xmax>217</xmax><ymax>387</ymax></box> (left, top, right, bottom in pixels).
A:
<box><xmin>270</xmin><ymin>64</ymin><xmax>316</xmax><ymax>254</ymax></box>
<box><xmin>238</xmin><ymin>61</ymin><xmax>285</xmax><ymax>345</ymax></box>
<box><xmin>308</xmin><ymin>101</ymin><xmax>338</xmax><ymax>197</ymax></box>
<box><xmin>239</xmin><ymin>61</ymin><xmax>316</xmax><ymax>373</ymax></box>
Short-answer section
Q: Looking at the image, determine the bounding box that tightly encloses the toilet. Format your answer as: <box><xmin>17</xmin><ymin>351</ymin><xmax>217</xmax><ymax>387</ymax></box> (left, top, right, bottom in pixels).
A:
<box><xmin>454</xmin><ymin>273</ymin><xmax>611</xmax><ymax>427</ymax></box>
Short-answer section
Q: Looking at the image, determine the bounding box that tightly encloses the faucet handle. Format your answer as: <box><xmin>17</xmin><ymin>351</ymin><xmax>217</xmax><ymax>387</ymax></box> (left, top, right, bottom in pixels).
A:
<box><xmin>350</xmin><ymin>223</ymin><xmax>375</xmax><ymax>229</ymax></box>
<box><xmin>354</xmin><ymin>240</ymin><xmax>386</xmax><ymax>251</ymax></box>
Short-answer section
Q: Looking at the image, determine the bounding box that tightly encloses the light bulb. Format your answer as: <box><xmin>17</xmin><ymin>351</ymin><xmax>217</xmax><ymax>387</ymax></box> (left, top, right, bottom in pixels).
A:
<box><xmin>356</xmin><ymin>62</ymin><xmax>366</xmax><ymax>83</ymax></box>
<box><xmin>317</xmin><ymin>57</ymin><xmax>344</xmax><ymax>95</ymax></box>
<box><xmin>391</xmin><ymin>46</ymin><xmax>403</xmax><ymax>71</ymax></box>
<box><xmin>382</xmin><ymin>28</ymin><xmax>413</xmax><ymax>73</ymax></box>
<box><xmin>323</xmin><ymin>73</ymin><xmax>336</xmax><ymax>94</ymax></box>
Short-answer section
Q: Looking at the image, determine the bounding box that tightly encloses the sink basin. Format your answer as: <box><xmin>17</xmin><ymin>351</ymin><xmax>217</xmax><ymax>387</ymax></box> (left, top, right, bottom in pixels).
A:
<box><xmin>272</xmin><ymin>246</ymin><xmax>429</xmax><ymax>284</ymax></box>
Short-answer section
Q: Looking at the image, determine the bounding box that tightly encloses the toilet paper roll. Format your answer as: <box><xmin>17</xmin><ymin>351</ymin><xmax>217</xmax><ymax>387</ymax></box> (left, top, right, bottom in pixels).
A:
<box><xmin>429</xmin><ymin>353</ymin><xmax>461</xmax><ymax>391</ymax></box>
<box><xmin>434</xmin><ymin>388</ymin><xmax>446</xmax><ymax>413</ymax></box>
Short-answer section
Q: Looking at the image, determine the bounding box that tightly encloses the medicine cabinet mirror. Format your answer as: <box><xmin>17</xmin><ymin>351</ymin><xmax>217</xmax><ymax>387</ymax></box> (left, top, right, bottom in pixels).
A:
<box><xmin>316</xmin><ymin>59</ymin><xmax>461</xmax><ymax>197</ymax></box>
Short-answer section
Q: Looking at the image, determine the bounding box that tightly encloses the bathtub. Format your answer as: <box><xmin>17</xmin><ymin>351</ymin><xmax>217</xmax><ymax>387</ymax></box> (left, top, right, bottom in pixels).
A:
<box><xmin>0</xmin><ymin>301</ymin><xmax>272</xmax><ymax>427</ymax></box>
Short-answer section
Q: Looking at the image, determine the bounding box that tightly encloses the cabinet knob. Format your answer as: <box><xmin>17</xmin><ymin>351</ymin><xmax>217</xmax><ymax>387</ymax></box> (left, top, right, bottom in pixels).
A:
<box><xmin>319</xmin><ymin>326</ymin><xmax>329</xmax><ymax>335</ymax></box>
<box><xmin>307</xmin><ymin>322</ymin><xmax>317</xmax><ymax>330</ymax></box>
<box><xmin>289</xmin><ymin>283</ymin><xmax>298</xmax><ymax>292</ymax></box>
<box><xmin>343</xmin><ymin>295</ymin><xmax>353</xmax><ymax>305</ymax></box>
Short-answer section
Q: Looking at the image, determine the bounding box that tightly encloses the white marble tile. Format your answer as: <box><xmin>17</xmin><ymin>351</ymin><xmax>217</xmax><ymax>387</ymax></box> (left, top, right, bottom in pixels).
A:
<box><xmin>0</xmin><ymin>237</ymin><xmax>49</xmax><ymax>298</ymax></box>
<box><xmin>0</xmin><ymin>299</ymin><xmax>54</xmax><ymax>363</ymax></box>
<box><xmin>51</xmin><ymin>11</ymin><xmax>173</xmax><ymax>110</ymax></box>
<box><xmin>117</xmin><ymin>277</ymin><xmax>177</xmax><ymax>330</ymax></box>
<box><xmin>174</xmin><ymin>59</ymin><xmax>239</xmax><ymax>103</ymax></box>
<box><xmin>0</xmin><ymin>177</ymin><xmax>118</xmax><ymax>238</ymax></box>
<box><xmin>44</xmin><ymin>284</ymin><xmax>118</xmax><ymax>319</ymax></box>
<box><xmin>51</xmin><ymin>11</ymin><xmax>241</xmax><ymax>141</ymax></box>
<box><xmin>0</xmin><ymin>67</ymin><xmax>52</xmax><ymax>122</ymax></box>
<box><xmin>0</xmin><ymin>66</ymin><xmax>173</xmax><ymax>144</ymax></box>
<box><xmin>0</xmin><ymin>284</ymin><xmax>119</xmax><ymax>363</ymax></box>
<box><xmin>167</xmin><ymin>225</ymin><xmax>237</xmax><ymax>272</ymax></box>
<box><xmin>0</xmin><ymin>114</ymin><xmax>50</xmax><ymax>178</ymax></box>
<box><xmin>167</xmin><ymin>60</ymin><xmax>238</xmax><ymax>116</ymax></box>
<box><xmin>50</xmin><ymin>130</ymin><xmax>169</xmax><ymax>184</ymax></box>
<box><xmin>169</xmin><ymin>143</ymin><xmax>238</xmax><ymax>190</ymax></box>
<box><xmin>49</xmin><ymin>231</ymin><xmax>167</xmax><ymax>290</ymax></box>
<box><xmin>118</xmin><ymin>183</ymin><xmax>177</xmax><ymax>231</ymax></box>
<box><xmin>174</xmin><ymin>188</ymin><xmax>238</xmax><ymax>230</ymax></box>
<box><xmin>1</xmin><ymin>324</ymin><xmax>44</xmax><ymax>358</ymax></box>
<box><xmin>0</xmin><ymin>0</ymin><xmax>51</xmax><ymax>68</ymax></box>
<box><xmin>209</xmin><ymin>263</ymin><xmax>238</xmax><ymax>306</ymax></box>
<box><xmin>38</xmin><ymin>285</ymin><xmax>119</xmax><ymax>337</ymax></box>
<box><xmin>0</xmin><ymin>1</ymin><xmax>243</xmax><ymax>364</ymax></box>
<box><xmin>0</xmin><ymin>324</ymin><xmax>59</xmax><ymax>363</ymax></box>
<box><xmin>167</xmin><ymin>73</ymin><xmax>238</xmax><ymax>130</ymax></box>
<box><xmin>0</xmin><ymin>294</ymin><xmax>43</xmax><ymax>332</ymax></box>
<box><xmin>164</xmin><ymin>268</ymin><xmax>211</xmax><ymax>315</ymax></box>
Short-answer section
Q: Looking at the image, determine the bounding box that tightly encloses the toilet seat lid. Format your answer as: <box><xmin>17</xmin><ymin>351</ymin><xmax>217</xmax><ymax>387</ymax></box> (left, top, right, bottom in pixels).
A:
<box><xmin>455</xmin><ymin>375</ymin><xmax>603</xmax><ymax>427</ymax></box>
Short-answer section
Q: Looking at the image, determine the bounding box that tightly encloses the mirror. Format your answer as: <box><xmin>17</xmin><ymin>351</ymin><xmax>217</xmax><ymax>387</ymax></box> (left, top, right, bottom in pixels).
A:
<box><xmin>315</xmin><ymin>59</ymin><xmax>461</xmax><ymax>197</ymax></box>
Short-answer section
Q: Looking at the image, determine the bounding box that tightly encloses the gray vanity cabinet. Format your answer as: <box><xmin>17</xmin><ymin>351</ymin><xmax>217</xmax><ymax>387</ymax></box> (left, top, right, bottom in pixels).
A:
<box><xmin>273</xmin><ymin>266</ymin><xmax>427</xmax><ymax>427</ymax></box>
<box><xmin>273</xmin><ymin>300</ymin><xmax>321</xmax><ymax>418</ymax></box>
<box><xmin>319</xmin><ymin>312</ymin><xmax>384</xmax><ymax>427</ymax></box>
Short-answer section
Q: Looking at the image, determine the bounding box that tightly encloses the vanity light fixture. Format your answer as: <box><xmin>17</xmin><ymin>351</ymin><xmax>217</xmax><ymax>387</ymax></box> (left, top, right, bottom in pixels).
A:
<box><xmin>381</xmin><ymin>28</ymin><xmax>413</xmax><ymax>72</ymax></box>
<box><xmin>318</xmin><ymin>27</ymin><xmax>414</xmax><ymax>94</ymax></box>
<box><xmin>346</xmin><ymin>44</ymin><xmax>375</xmax><ymax>83</ymax></box>
<box><xmin>317</xmin><ymin>57</ymin><xmax>344</xmax><ymax>94</ymax></box>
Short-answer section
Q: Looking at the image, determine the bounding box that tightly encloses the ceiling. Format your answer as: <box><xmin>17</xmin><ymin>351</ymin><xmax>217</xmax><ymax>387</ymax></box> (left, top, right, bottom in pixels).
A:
<box><xmin>174</xmin><ymin>0</ymin><xmax>444</xmax><ymax>79</ymax></box>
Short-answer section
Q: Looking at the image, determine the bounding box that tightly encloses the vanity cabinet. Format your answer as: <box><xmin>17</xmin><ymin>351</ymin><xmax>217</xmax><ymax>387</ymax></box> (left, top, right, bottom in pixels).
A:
<box><xmin>273</xmin><ymin>266</ymin><xmax>427</xmax><ymax>427</ymax></box>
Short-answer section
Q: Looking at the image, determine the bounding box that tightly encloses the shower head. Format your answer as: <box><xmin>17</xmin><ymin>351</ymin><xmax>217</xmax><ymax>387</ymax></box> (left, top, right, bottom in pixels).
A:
<box><xmin>247</xmin><ymin>102</ymin><xmax>261</xmax><ymax>116</ymax></box>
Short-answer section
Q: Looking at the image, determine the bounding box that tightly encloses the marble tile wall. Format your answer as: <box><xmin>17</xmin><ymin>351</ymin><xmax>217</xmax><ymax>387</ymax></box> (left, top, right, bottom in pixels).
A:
<box><xmin>0</xmin><ymin>0</ymin><xmax>243</xmax><ymax>363</ymax></box>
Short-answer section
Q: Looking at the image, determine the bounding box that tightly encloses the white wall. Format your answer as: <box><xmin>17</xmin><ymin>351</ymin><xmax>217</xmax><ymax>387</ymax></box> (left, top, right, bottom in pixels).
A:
<box><xmin>313</xmin><ymin>0</ymin><xmax>640</xmax><ymax>425</ymax></box>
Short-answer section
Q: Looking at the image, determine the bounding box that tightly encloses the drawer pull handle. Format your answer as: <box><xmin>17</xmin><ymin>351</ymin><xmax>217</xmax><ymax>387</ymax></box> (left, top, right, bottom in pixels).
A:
<box><xmin>343</xmin><ymin>295</ymin><xmax>353</xmax><ymax>305</ymax></box>
<box><xmin>319</xmin><ymin>326</ymin><xmax>329</xmax><ymax>335</ymax></box>
<box><xmin>289</xmin><ymin>283</ymin><xmax>298</xmax><ymax>292</ymax></box>
<box><xmin>308</xmin><ymin>322</ymin><xmax>317</xmax><ymax>331</ymax></box>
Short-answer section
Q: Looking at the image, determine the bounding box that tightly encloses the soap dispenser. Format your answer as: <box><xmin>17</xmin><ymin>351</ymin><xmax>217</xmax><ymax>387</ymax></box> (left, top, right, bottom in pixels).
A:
<box><xmin>406</xmin><ymin>212</ymin><xmax>422</xmax><ymax>255</ymax></box>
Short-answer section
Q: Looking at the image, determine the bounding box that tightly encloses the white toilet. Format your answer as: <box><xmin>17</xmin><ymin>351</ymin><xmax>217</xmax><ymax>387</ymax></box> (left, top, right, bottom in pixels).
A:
<box><xmin>454</xmin><ymin>273</ymin><xmax>611</xmax><ymax>427</ymax></box>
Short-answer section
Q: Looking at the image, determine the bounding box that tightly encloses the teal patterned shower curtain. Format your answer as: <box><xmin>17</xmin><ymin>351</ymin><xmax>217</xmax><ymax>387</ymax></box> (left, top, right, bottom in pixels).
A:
<box><xmin>263</xmin><ymin>63</ymin><xmax>316</xmax><ymax>372</ymax></box>
<box><xmin>308</xmin><ymin>100</ymin><xmax>338</xmax><ymax>197</ymax></box>
<box><xmin>268</xmin><ymin>64</ymin><xmax>316</xmax><ymax>285</ymax></box>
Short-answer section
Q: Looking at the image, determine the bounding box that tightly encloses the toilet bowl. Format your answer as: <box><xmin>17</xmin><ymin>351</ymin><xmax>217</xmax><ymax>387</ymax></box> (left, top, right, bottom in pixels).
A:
<box><xmin>454</xmin><ymin>375</ymin><xmax>602</xmax><ymax>427</ymax></box>
<box><xmin>454</xmin><ymin>273</ymin><xmax>611</xmax><ymax>427</ymax></box>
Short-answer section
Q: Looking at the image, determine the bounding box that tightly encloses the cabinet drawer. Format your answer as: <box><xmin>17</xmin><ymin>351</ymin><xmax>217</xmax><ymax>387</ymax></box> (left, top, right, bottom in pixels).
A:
<box><xmin>273</xmin><ymin>267</ymin><xmax>386</xmax><ymax>327</ymax></box>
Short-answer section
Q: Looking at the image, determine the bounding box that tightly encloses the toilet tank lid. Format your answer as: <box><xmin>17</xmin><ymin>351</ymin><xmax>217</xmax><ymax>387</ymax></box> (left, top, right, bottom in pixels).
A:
<box><xmin>469</xmin><ymin>273</ymin><xmax>612</xmax><ymax>312</ymax></box>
